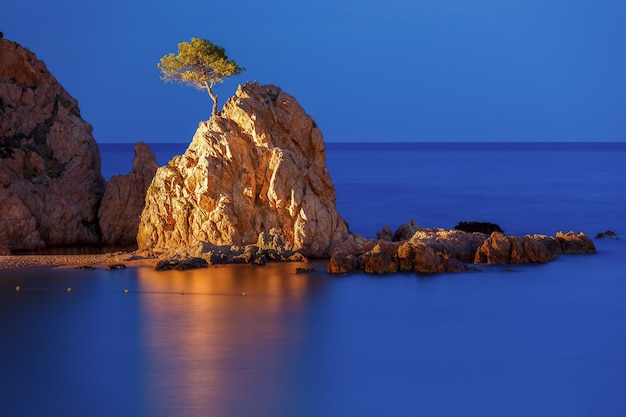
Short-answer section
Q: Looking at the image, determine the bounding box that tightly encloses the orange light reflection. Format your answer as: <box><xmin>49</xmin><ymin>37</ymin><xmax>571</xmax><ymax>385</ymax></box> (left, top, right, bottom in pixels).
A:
<box><xmin>136</xmin><ymin>262</ymin><xmax>325</xmax><ymax>416</ymax></box>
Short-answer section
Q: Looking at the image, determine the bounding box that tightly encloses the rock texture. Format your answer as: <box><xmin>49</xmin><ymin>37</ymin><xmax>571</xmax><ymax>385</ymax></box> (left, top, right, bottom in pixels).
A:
<box><xmin>328</xmin><ymin>228</ymin><xmax>596</xmax><ymax>274</ymax></box>
<box><xmin>376</xmin><ymin>219</ymin><xmax>421</xmax><ymax>242</ymax></box>
<box><xmin>0</xmin><ymin>38</ymin><xmax>105</xmax><ymax>252</ymax></box>
<box><xmin>137</xmin><ymin>82</ymin><xmax>350</xmax><ymax>257</ymax></box>
<box><xmin>98</xmin><ymin>142</ymin><xmax>158</xmax><ymax>246</ymax></box>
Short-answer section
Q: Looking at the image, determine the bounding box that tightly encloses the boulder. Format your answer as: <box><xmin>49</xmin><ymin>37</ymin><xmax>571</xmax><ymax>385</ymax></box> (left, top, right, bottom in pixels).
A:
<box><xmin>376</xmin><ymin>219</ymin><xmax>420</xmax><ymax>242</ymax></box>
<box><xmin>98</xmin><ymin>142</ymin><xmax>158</xmax><ymax>246</ymax></box>
<box><xmin>467</xmin><ymin>230</ymin><xmax>595</xmax><ymax>265</ymax></box>
<box><xmin>397</xmin><ymin>241</ymin><xmax>446</xmax><ymax>273</ymax></box>
<box><xmin>155</xmin><ymin>257</ymin><xmax>209</xmax><ymax>271</ymax></box>
<box><xmin>595</xmin><ymin>230</ymin><xmax>618</xmax><ymax>239</ymax></box>
<box><xmin>327</xmin><ymin>251</ymin><xmax>361</xmax><ymax>274</ymax></box>
<box><xmin>0</xmin><ymin>37</ymin><xmax>105</xmax><ymax>251</ymax></box>
<box><xmin>393</xmin><ymin>219</ymin><xmax>420</xmax><ymax>241</ymax></box>
<box><xmin>376</xmin><ymin>225</ymin><xmax>393</xmax><ymax>241</ymax></box>
<box><xmin>410</xmin><ymin>228</ymin><xmax>487</xmax><ymax>263</ymax></box>
<box><xmin>360</xmin><ymin>242</ymin><xmax>400</xmax><ymax>274</ymax></box>
<box><xmin>556</xmin><ymin>231</ymin><xmax>596</xmax><ymax>254</ymax></box>
<box><xmin>138</xmin><ymin>82</ymin><xmax>350</xmax><ymax>257</ymax></box>
<box><xmin>473</xmin><ymin>232</ymin><xmax>512</xmax><ymax>264</ymax></box>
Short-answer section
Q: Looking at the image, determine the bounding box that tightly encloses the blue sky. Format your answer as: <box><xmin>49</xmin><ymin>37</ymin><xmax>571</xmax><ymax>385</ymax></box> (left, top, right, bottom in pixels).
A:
<box><xmin>3</xmin><ymin>0</ymin><xmax>626</xmax><ymax>143</ymax></box>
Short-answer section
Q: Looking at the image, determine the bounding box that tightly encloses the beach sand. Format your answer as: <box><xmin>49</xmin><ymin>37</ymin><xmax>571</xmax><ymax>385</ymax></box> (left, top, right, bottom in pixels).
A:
<box><xmin>0</xmin><ymin>252</ymin><xmax>156</xmax><ymax>270</ymax></box>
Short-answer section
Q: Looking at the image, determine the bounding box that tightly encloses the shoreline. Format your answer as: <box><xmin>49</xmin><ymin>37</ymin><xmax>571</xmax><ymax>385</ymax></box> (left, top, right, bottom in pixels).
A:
<box><xmin>0</xmin><ymin>252</ymin><xmax>156</xmax><ymax>270</ymax></box>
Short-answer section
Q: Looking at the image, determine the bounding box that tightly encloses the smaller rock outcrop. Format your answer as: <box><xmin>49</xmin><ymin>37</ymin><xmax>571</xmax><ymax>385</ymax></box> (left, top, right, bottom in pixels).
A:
<box><xmin>473</xmin><ymin>232</ymin><xmax>557</xmax><ymax>264</ymax></box>
<box><xmin>98</xmin><ymin>142</ymin><xmax>158</xmax><ymax>246</ymax></box>
<box><xmin>328</xmin><ymin>228</ymin><xmax>596</xmax><ymax>275</ymax></box>
<box><xmin>376</xmin><ymin>219</ymin><xmax>420</xmax><ymax>242</ymax></box>
<box><xmin>595</xmin><ymin>230</ymin><xmax>619</xmax><ymax>239</ymax></box>
<box><xmin>556</xmin><ymin>231</ymin><xmax>596</xmax><ymax>254</ymax></box>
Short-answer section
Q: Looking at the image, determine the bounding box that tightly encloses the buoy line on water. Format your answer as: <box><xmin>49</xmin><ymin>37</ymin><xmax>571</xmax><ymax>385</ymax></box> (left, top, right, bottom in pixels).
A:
<box><xmin>5</xmin><ymin>287</ymin><xmax>258</xmax><ymax>297</ymax></box>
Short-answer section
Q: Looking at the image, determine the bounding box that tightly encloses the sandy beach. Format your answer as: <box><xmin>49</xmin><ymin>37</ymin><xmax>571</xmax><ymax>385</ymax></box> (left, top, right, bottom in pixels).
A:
<box><xmin>0</xmin><ymin>252</ymin><xmax>156</xmax><ymax>270</ymax></box>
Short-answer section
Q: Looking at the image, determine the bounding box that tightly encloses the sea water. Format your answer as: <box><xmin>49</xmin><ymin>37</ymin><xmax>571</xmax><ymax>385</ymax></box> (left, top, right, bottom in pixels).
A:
<box><xmin>1</xmin><ymin>142</ymin><xmax>625</xmax><ymax>417</ymax></box>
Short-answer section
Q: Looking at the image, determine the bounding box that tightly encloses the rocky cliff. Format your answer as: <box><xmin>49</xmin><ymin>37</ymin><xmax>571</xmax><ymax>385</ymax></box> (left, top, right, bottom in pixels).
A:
<box><xmin>138</xmin><ymin>82</ymin><xmax>350</xmax><ymax>257</ymax></box>
<box><xmin>99</xmin><ymin>142</ymin><xmax>158</xmax><ymax>246</ymax></box>
<box><xmin>0</xmin><ymin>37</ymin><xmax>105</xmax><ymax>252</ymax></box>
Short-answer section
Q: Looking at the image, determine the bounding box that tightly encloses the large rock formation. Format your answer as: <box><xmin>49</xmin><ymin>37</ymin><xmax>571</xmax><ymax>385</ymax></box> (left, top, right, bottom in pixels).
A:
<box><xmin>99</xmin><ymin>142</ymin><xmax>158</xmax><ymax>246</ymax></box>
<box><xmin>138</xmin><ymin>82</ymin><xmax>350</xmax><ymax>257</ymax></box>
<box><xmin>0</xmin><ymin>38</ymin><xmax>105</xmax><ymax>252</ymax></box>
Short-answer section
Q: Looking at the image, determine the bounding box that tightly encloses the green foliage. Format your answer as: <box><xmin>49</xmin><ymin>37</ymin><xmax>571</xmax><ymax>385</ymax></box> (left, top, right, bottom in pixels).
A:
<box><xmin>149</xmin><ymin>185</ymin><xmax>161</xmax><ymax>196</ymax></box>
<box><xmin>158</xmin><ymin>38</ymin><xmax>245</xmax><ymax>116</ymax></box>
<box><xmin>168</xmin><ymin>155</ymin><xmax>181</xmax><ymax>167</ymax></box>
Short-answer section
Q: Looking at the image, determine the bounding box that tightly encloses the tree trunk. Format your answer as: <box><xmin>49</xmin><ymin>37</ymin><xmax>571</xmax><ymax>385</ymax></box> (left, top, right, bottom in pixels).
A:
<box><xmin>206</xmin><ymin>84</ymin><xmax>218</xmax><ymax>117</ymax></box>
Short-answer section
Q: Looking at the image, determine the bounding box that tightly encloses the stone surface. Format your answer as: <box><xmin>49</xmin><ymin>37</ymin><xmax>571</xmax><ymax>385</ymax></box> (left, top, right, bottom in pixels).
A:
<box><xmin>473</xmin><ymin>232</ymin><xmax>557</xmax><ymax>264</ymax></box>
<box><xmin>556</xmin><ymin>231</ymin><xmax>597</xmax><ymax>254</ymax></box>
<box><xmin>327</xmin><ymin>228</ymin><xmax>596</xmax><ymax>275</ymax></box>
<box><xmin>376</xmin><ymin>225</ymin><xmax>393</xmax><ymax>241</ymax></box>
<box><xmin>138</xmin><ymin>82</ymin><xmax>350</xmax><ymax>257</ymax></box>
<box><xmin>393</xmin><ymin>219</ymin><xmax>421</xmax><ymax>241</ymax></box>
<box><xmin>473</xmin><ymin>231</ymin><xmax>595</xmax><ymax>264</ymax></box>
<box><xmin>376</xmin><ymin>219</ymin><xmax>421</xmax><ymax>242</ymax></box>
<box><xmin>595</xmin><ymin>230</ymin><xmax>618</xmax><ymax>239</ymax></box>
<box><xmin>0</xmin><ymin>37</ymin><xmax>105</xmax><ymax>251</ymax></box>
<box><xmin>99</xmin><ymin>142</ymin><xmax>158</xmax><ymax>246</ymax></box>
<box><xmin>360</xmin><ymin>242</ymin><xmax>401</xmax><ymax>274</ymax></box>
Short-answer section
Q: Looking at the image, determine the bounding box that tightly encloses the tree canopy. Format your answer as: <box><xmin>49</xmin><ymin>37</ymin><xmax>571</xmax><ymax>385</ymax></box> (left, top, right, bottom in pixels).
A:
<box><xmin>158</xmin><ymin>38</ymin><xmax>244</xmax><ymax>117</ymax></box>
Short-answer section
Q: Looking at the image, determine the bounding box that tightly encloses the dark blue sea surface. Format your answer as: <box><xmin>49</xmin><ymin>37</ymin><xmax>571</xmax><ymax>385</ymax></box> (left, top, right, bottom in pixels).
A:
<box><xmin>2</xmin><ymin>142</ymin><xmax>626</xmax><ymax>417</ymax></box>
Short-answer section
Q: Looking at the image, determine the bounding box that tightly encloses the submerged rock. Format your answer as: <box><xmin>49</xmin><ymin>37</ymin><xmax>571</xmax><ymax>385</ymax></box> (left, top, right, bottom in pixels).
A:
<box><xmin>138</xmin><ymin>82</ymin><xmax>350</xmax><ymax>257</ymax></box>
<box><xmin>595</xmin><ymin>230</ymin><xmax>618</xmax><ymax>239</ymax></box>
<box><xmin>0</xmin><ymin>37</ymin><xmax>105</xmax><ymax>251</ymax></box>
<box><xmin>155</xmin><ymin>257</ymin><xmax>209</xmax><ymax>271</ymax></box>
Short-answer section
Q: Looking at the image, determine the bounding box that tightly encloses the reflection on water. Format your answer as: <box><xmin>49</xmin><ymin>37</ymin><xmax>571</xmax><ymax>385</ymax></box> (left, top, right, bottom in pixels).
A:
<box><xmin>136</xmin><ymin>262</ymin><xmax>326</xmax><ymax>417</ymax></box>
<box><xmin>1</xmin><ymin>250</ymin><xmax>626</xmax><ymax>417</ymax></box>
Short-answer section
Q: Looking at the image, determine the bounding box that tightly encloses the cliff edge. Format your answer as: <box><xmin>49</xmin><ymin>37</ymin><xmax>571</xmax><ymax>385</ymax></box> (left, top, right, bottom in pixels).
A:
<box><xmin>0</xmin><ymin>37</ymin><xmax>105</xmax><ymax>252</ymax></box>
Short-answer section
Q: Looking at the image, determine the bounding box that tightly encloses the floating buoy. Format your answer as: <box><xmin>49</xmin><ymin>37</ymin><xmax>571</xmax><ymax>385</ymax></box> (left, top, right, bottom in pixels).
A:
<box><xmin>180</xmin><ymin>291</ymin><xmax>185</xmax><ymax>295</ymax></box>
<box><xmin>123</xmin><ymin>289</ymin><xmax>129</xmax><ymax>293</ymax></box>
<box><xmin>241</xmin><ymin>292</ymin><xmax>246</xmax><ymax>296</ymax></box>
<box><xmin>67</xmin><ymin>287</ymin><xmax>72</xmax><ymax>293</ymax></box>
<box><xmin>15</xmin><ymin>286</ymin><xmax>20</xmax><ymax>292</ymax></box>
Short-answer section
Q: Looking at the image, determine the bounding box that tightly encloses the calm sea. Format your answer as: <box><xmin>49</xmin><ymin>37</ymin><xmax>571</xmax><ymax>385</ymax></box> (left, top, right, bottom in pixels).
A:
<box><xmin>1</xmin><ymin>142</ymin><xmax>625</xmax><ymax>417</ymax></box>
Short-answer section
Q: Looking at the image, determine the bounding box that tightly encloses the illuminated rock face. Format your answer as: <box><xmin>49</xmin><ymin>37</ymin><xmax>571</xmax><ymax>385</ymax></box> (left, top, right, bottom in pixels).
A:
<box><xmin>0</xmin><ymin>37</ymin><xmax>105</xmax><ymax>251</ymax></box>
<box><xmin>99</xmin><ymin>142</ymin><xmax>158</xmax><ymax>246</ymax></box>
<box><xmin>327</xmin><ymin>228</ymin><xmax>597</xmax><ymax>275</ymax></box>
<box><xmin>138</xmin><ymin>82</ymin><xmax>350</xmax><ymax>258</ymax></box>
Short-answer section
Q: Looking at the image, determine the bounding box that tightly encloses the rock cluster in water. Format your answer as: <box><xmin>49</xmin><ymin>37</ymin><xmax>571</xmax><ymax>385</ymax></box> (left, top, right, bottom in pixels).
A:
<box><xmin>138</xmin><ymin>82</ymin><xmax>350</xmax><ymax>258</ymax></box>
<box><xmin>328</xmin><ymin>225</ymin><xmax>596</xmax><ymax>274</ymax></box>
<box><xmin>0</xmin><ymin>37</ymin><xmax>105</xmax><ymax>252</ymax></box>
